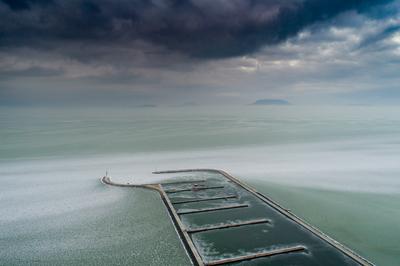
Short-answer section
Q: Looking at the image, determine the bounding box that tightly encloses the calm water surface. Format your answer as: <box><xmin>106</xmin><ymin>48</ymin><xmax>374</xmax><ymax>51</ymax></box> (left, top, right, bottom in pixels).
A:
<box><xmin>0</xmin><ymin>106</ymin><xmax>399</xmax><ymax>265</ymax></box>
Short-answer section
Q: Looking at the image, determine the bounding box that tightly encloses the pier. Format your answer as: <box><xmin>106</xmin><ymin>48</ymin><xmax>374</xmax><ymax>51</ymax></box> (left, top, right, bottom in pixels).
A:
<box><xmin>101</xmin><ymin>169</ymin><xmax>374</xmax><ymax>266</ymax></box>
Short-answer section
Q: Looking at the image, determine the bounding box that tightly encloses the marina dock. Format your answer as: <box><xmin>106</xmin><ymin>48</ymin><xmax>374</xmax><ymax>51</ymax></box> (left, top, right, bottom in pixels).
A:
<box><xmin>101</xmin><ymin>169</ymin><xmax>374</xmax><ymax>266</ymax></box>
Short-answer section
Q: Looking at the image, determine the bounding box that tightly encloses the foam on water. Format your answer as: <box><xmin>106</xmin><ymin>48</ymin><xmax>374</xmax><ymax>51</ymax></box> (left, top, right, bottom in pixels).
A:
<box><xmin>9</xmin><ymin>135</ymin><xmax>394</xmax><ymax>193</ymax></box>
<box><xmin>1</xmin><ymin>106</ymin><xmax>400</xmax><ymax>265</ymax></box>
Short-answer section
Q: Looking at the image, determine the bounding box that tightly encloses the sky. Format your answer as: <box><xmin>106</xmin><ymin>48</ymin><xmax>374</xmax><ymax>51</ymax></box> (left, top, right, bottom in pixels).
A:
<box><xmin>0</xmin><ymin>0</ymin><xmax>399</xmax><ymax>106</ymax></box>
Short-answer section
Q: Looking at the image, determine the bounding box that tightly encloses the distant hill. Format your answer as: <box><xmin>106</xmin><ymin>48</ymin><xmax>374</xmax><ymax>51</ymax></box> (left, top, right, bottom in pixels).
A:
<box><xmin>252</xmin><ymin>99</ymin><xmax>290</xmax><ymax>105</ymax></box>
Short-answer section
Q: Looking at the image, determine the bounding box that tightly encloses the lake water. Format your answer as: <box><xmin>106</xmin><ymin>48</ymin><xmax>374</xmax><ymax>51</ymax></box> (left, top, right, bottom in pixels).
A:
<box><xmin>0</xmin><ymin>106</ymin><xmax>399</xmax><ymax>265</ymax></box>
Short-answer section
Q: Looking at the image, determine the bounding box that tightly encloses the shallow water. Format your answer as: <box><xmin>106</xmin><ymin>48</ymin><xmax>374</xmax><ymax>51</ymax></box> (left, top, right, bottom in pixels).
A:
<box><xmin>161</xmin><ymin>171</ymin><xmax>361</xmax><ymax>265</ymax></box>
<box><xmin>251</xmin><ymin>181</ymin><xmax>400</xmax><ymax>265</ymax></box>
<box><xmin>1</xmin><ymin>106</ymin><xmax>399</xmax><ymax>265</ymax></box>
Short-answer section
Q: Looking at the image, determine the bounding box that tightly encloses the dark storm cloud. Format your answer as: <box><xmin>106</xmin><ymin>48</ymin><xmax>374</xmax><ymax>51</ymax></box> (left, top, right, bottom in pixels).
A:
<box><xmin>0</xmin><ymin>0</ymin><xmax>393</xmax><ymax>59</ymax></box>
<box><xmin>1</xmin><ymin>0</ymin><xmax>52</xmax><ymax>10</ymax></box>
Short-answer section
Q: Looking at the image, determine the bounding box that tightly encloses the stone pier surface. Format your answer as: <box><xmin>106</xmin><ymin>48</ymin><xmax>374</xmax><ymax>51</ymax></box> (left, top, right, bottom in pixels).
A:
<box><xmin>101</xmin><ymin>169</ymin><xmax>374</xmax><ymax>266</ymax></box>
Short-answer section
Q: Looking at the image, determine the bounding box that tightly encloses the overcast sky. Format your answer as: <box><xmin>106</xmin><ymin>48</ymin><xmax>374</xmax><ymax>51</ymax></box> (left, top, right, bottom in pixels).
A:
<box><xmin>0</xmin><ymin>0</ymin><xmax>399</xmax><ymax>106</ymax></box>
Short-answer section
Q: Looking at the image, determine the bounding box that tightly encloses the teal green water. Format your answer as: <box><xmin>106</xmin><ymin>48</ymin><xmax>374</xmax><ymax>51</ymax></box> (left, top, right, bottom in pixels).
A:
<box><xmin>1</xmin><ymin>106</ymin><xmax>399</xmax><ymax>265</ymax></box>
<box><xmin>251</xmin><ymin>182</ymin><xmax>400</xmax><ymax>265</ymax></box>
<box><xmin>162</xmin><ymin>171</ymin><xmax>360</xmax><ymax>265</ymax></box>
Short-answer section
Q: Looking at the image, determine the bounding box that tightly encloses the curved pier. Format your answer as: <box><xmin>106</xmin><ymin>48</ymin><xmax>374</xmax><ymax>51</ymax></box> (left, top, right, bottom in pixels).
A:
<box><xmin>101</xmin><ymin>169</ymin><xmax>374</xmax><ymax>266</ymax></box>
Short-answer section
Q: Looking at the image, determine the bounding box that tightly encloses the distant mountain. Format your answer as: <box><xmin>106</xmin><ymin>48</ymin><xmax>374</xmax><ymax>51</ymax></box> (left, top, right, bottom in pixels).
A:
<box><xmin>252</xmin><ymin>99</ymin><xmax>290</xmax><ymax>105</ymax></box>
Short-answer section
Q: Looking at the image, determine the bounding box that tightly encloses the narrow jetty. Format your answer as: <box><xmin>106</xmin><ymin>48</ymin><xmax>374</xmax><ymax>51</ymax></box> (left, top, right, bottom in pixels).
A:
<box><xmin>101</xmin><ymin>169</ymin><xmax>374</xmax><ymax>266</ymax></box>
<box><xmin>172</xmin><ymin>195</ymin><xmax>237</xmax><ymax>204</ymax></box>
<box><xmin>186</xmin><ymin>218</ymin><xmax>270</xmax><ymax>234</ymax></box>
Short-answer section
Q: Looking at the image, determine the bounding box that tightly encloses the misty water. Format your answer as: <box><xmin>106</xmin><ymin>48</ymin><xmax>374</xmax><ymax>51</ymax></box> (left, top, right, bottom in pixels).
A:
<box><xmin>0</xmin><ymin>106</ymin><xmax>399</xmax><ymax>265</ymax></box>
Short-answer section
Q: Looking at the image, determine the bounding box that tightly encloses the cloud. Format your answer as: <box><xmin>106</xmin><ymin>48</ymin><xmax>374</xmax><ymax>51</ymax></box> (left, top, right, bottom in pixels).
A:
<box><xmin>358</xmin><ymin>25</ymin><xmax>400</xmax><ymax>49</ymax></box>
<box><xmin>1</xmin><ymin>0</ymin><xmax>52</xmax><ymax>11</ymax></box>
<box><xmin>0</xmin><ymin>0</ymin><xmax>399</xmax><ymax>106</ymax></box>
<box><xmin>0</xmin><ymin>0</ymin><xmax>394</xmax><ymax>58</ymax></box>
